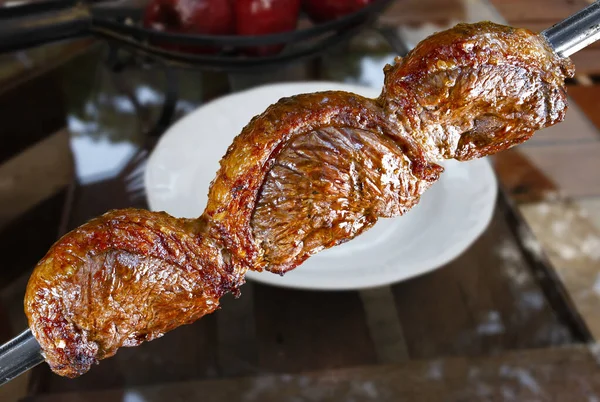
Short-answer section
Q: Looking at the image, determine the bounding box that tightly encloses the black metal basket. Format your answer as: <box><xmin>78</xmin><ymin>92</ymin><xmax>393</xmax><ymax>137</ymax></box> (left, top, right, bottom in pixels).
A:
<box><xmin>0</xmin><ymin>0</ymin><xmax>395</xmax><ymax>72</ymax></box>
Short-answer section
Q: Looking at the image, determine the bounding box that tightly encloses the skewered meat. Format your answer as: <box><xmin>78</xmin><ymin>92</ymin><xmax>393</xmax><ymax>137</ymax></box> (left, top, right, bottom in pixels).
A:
<box><xmin>25</xmin><ymin>22</ymin><xmax>574</xmax><ymax>378</ymax></box>
<box><xmin>25</xmin><ymin>211</ymin><xmax>244</xmax><ymax>377</ymax></box>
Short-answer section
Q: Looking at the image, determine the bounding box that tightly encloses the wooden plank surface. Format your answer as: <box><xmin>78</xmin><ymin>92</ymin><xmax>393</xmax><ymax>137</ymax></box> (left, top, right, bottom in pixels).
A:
<box><xmin>569</xmin><ymin>49</ymin><xmax>600</xmax><ymax>76</ymax></box>
<box><xmin>0</xmin><ymin>40</ymin><xmax>93</xmax><ymax>96</ymax></box>
<box><xmin>493</xmin><ymin>80</ymin><xmax>600</xmax><ymax>341</ymax></box>
<box><xmin>490</xmin><ymin>0</ymin><xmax>591</xmax><ymax>23</ymax></box>
<box><xmin>0</xmin><ymin>130</ymin><xmax>73</xmax><ymax>229</ymax></box>
<box><xmin>254</xmin><ymin>285</ymin><xmax>378</xmax><ymax>372</ymax></box>
<box><xmin>0</xmin><ymin>190</ymin><xmax>67</xmax><ymax>292</ymax></box>
<box><xmin>568</xmin><ymin>84</ymin><xmax>600</xmax><ymax>131</ymax></box>
<box><xmin>380</xmin><ymin>0</ymin><xmax>468</xmax><ymax>25</ymax></box>
<box><xmin>24</xmin><ymin>345</ymin><xmax>600</xmax><ymax>402</ymax></box>
<box><xmin>392</xmin><ymin>202</ymin><xmax>574</xmax><ymax>359</ymax></box>
<box><xmin>359</xmin><ymin>286</ymin><xmax>410</xmax><ymax>363</ymax></box>
<box><xmin>495</xmin><ymin>140</ymin><xmax>600</xmax><ymax>202</ymax></box>
<box><xmin>0</xmin><ymin>70</ymin><xmax>66</xmax><ymax>165</ymax></box>
<box><xmin>521</xmin><ymin>201</ymin><xmax>600</xmax><ymax>340</ymax></box>
<box><xmin>493</xmin><ymin>149</ymin><xmax>558</xmax><ymax>203</ymax></box>
<box><xmin>520</xmin><ymin>142</ymin><xmax>600</xmax><ymax>198</ymax></box>
<box><xmin>216</xmin><ymin>286</ymin><xmax>259</xmax><ymax>377</ymax></box>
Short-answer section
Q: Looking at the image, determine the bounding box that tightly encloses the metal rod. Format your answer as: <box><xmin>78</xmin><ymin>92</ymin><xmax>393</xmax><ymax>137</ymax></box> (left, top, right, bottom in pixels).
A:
<box><xmin>0</xmin><ymin>329</ymin><xmax>43</xmax><ymax>386</ymax></box>
<box><xmin>542</xmin><ymin>0</ymin><xmax>600</xmax><ymax>57</ymax></box>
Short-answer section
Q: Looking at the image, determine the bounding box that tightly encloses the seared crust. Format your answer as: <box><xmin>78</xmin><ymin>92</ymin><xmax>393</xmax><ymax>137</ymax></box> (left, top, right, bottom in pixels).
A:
<box><xmin>251</xmin><ymin>125</ymin><xmax>440</xmax><ymax>273</ymax></box>
<box><xmin>205</xmin><ymin>91</ymin><xmax>441</xmax><ymax>273</ymax></box>
<box><xmin>24</xmin><ymin>22</ymin><xmax>574</xmax><ymax>378</ymax></box>
<box><xmin>25</xmin><ymin>209</ymin><xmax>244</xmax><ymax>377</ymax></box>
<box><xmin>380</xmin><ymin>22</ymin><xmax>574</xmax><ymax>160</ymax></box>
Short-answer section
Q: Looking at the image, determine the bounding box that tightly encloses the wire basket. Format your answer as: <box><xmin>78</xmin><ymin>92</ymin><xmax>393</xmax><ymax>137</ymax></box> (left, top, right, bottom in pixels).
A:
<box><xmin>0</xmin><ymin>0</ymin><xmax>395</xmax><ymax>72</ymax></box>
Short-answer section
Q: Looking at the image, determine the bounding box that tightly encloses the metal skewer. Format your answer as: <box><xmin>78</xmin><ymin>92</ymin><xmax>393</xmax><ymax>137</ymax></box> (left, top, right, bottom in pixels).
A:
<box><xmin>1</xmin><ymin>1</ymin><xmax>600</xmax><ymax>389</ymax></box>
<box><xmin>542</xmin><ymin>0</ymin><xmax>600</xmax><ymax>57</ymax></box>
<box><xmin>0</xmin><ymin>329</ymin><xmax>43</xmax><ymax>386</ymax></box>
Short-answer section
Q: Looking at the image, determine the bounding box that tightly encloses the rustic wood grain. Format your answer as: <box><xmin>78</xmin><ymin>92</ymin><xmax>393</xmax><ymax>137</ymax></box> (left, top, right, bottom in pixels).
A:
<box><xmin>493</xmin><ymin>149</ymin><xmax>558</xmax><ymax>203</ymax></box>
<box><xmin>568</xmin><ymin>85</ymin><xmax>600</xmax><ymax>132</ymax></box>
<box><xmin>216</xmin><ymin>284</ymin><xmax>259</xmax><ymax>377</ymax></box>
<box><xmin>380</xmin><ymin>0</ymin><xmax>469</xmax><ymax>26</ymax></box>
<box><xmin>0</xmin><ymin>130</ymin><xmax>73</xmax><ymax>230</ymax></box>
<box><xmin>391</xmin><ymin>203</ymin><xmax>574</xmax><ymax>359</ymax></box>
<box><xmin>521</xmin><ymin>201</ymin><xmax>600</xmax><ymax>340</ymax></box>
<box><xmin>569</xmin><ymin>49</ymin><xmax>600</xmax><ymax>76</ymax></box>
<box><xmin>578</xmin><ymin>198</ymin><xmax>600</xmax><ymax>231</ymax></box>
<box><xmin>359</xmin><ymin>286</ymin><xmax>409</xmax><ymax>363</ymax></box>
<box><xmin>0</xmin><ymin>40</ymin><xmax>93</xmax><ymax>96</ymax></box>
<box><xmin>0</xmin><ymin>190</ymin><xmax>67</xmax><ymax>292</ymax></box>
<box><xmin>490</xmin><ymin>0</ymin><xmax>591</xmax><ymax>23</ymax></box>
<box><xmin>253</xmin><ymin>285</ymin><xmax>378</xmax><ymax>373</ymax></box>
<box><xmin>0</xmin><ymin>71</ymin><xmax>66</xmax><ymax>165</ymax></box>
<box><xmin>24</xmin><ymin>346</ymin><xmax>600</xmax><ymax>402</ymax></box>
<box><xmin>520</xmin><ymin>142</ymin><xmax>600</xmax><ymax>198</ymax></box>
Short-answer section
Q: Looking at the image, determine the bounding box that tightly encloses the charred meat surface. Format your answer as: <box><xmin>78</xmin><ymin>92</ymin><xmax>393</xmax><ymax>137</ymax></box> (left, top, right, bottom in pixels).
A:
<box><xmin>205</xmin><ymin>91</ymin><xmax>441</xmax><ymax>274</ymax></box>
<box><xmin>24</xmin><ymin>22</ymin><xmax>574</xmax><ymax>378</ymax></box>
<box><xmin>251</xmin><ymin>126</ymin><xmax>439</xmax><ymax>273</ymax></box>
<box><xmin>379</xmin><ymin>22</ymin><xmax>574</xmax><ymax>161</ymax></box>
<box><xmin>25</xmin><ymin>210</ymin><xmax>245</xmax><ymax>377</ymax></box>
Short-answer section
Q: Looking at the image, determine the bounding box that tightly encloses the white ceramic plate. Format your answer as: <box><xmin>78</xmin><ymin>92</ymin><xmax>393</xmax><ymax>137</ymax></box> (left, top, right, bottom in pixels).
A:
<box><xmin>145</xmin><ymin>82</ymin><xmax>497</xmax><ymax>290</ymax></box>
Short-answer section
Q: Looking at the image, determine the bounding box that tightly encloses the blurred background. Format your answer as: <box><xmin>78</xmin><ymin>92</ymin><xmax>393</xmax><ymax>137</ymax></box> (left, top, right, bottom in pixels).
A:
<box><xmin>1</xmin><ymin>0</ymin><xmax>600</xmax><ymax>400</ymax></box>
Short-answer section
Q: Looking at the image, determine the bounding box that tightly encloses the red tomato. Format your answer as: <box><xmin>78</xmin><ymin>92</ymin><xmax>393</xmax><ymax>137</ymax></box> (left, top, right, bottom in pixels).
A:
<box><xmin>235</xmin><ymin>0</ymin><xmax>301</xmax><ymax>56</ymax></box>
<box><xmin>143</xmin><ymin>0</ymin><xmax>234</xmax><ymax>54</ymax></box>
<box><xmin>303</xmin><ymin>0</ymin><xmax>375</xmax><ymax>23</ymax></box>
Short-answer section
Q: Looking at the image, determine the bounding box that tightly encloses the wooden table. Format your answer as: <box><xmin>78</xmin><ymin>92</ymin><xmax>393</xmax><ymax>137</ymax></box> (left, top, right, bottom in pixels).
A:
<box><xmin>2</xmin><ymin>0</ymin><xmax>600</xmax><ymax>401</ymax></box>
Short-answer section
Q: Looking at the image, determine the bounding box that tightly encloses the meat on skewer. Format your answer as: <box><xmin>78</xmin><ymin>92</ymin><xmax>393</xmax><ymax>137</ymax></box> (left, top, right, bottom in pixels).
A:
<box><xmin>25</xmin><ymin>22</ymin><xmax>574</xmax><ymax>378</ymax></box>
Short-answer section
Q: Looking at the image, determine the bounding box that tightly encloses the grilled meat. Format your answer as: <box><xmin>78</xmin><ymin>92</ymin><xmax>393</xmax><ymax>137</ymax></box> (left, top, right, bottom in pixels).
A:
<box><xmin>25</xmin><ymin>22</ymin><xmax>574</xmax><ymax>378</ymax></box>
<box><xmin>25</xmin><ymin>210</ymin><xmax>245</xmax><ymax>377</ymax></box>
<box><xmin>379</xmin><ymin>22</ymin><xmax>572</xmax><ymax>161</ymax></box>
